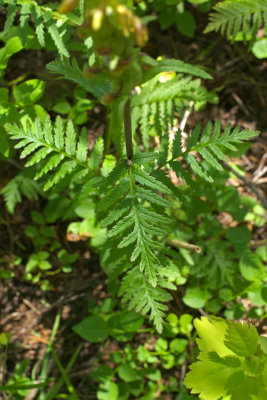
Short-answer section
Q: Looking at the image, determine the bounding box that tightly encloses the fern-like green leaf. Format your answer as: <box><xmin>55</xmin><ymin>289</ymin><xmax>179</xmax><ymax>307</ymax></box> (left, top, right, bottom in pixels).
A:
<box><xmin>132</xmin><ymin>75</ymin><xmax>201</xmax><ymax>107</ymax></box>
<box><xmin>131</xmin><ymin>68</ymin><xmax>216</xmax><ymax>150</ymax></box>
<box><xmin>87</xmin><ymin>137</ymin><xmax>103</xmax><ymax>169</ymax></box>
<box><xmin>170</xmin><ymin>121</ymin><xmax>258</xmax><ymax>183</ymax></box>
<box><xmin>133</xmin><ymin>166</ymin><xmax>171</xmax><ymax>194</ymax></box>
<box><xmin>132</xmin><ymin>152</ymin><xmax>159</xmax><ymax>164</ymax></box>
<box><xmin>5</xmin><ymin>116</ymin><xmax>103</xmax><ymax>191</ymax></box>
<box><xmin>205</xmin><ymin>0</ymin><xmax>267</xmax><ymax>44</ymax></box>
<box><xmin>99</xmin><ymin>162</ymin><xmax>173</xmax><ymax>330</ymax></box>
<box><xmin>141</xmin><ymin>58</ymin><xmax>212</xmax><ymax>82</ymax></box>
<box><xmin>0</xmin><ymin>172</ymin><xmax>41</xmax><ymax>214</ymax></box>
<box><xmin>65</xmin><ymin>120</ymin><xmax>76</xmax><ymax>157</ymax></box>
<box><xmin>43</xmin><ymin>13</ymin><xmax>69</xmax><ymax>58</ymax></box>
<box><xmin>119</xmin><ymin>266</ymin><xmax>173</xmax><ymax>333</ymax></box>
<box><xmin>47</xmin><ymin>58</ymin><xmax>111</xmax><ymax>99</ymax></box>
<box><xmin>4</xmin><ymin>1</ymin><xmax>16</xmax><ymax>34</ymax></box>
<box><xmin>2</xmin><ymin>0</ymin><xmax>70</xmax><ymax>57</ymax></box>
<box><xmin>76</xmin><ymin>127</ymin><xmax>88</xmax><ymax>163</ymax></box>
<box><xmin>19</xmin><ymin>2</ymin><xmax>31</xmax><ymax>45</ymax></box>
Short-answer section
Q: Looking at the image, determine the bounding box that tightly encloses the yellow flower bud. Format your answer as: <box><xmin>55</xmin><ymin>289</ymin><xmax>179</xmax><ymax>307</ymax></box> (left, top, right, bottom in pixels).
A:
<box><xmin>58</xmin><ymin>0</ymin><xmax>79</xmax><ymax>14</ymax></box>
<box><xmin>134</xmin><ymin>17</ymin><xmax>148</xmax><ymax>47</ymax></box>
<box><xmin>92</xmin><ymin>9</ymin><xmax>104</xmax><ymax>31</ymax></box>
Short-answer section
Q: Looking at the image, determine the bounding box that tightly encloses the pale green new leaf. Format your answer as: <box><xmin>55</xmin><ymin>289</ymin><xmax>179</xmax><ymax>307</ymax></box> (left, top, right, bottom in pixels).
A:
<box><xmin>185</xmin><ymin>317</ymin><xmax>267</xmax><ymax>400</ymax></box>
<box><xmin>224</xmin><ymin>322</ymin><xmax>258</xmax><ymax>357</ymax></box>
<box><xmin>185</xmin><ymin>359</ymin><xmax>232</xmax><ymax>400</ymax></box>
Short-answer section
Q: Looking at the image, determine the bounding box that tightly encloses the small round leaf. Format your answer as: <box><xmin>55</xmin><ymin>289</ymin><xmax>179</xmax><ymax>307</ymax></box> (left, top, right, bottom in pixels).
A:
<box><xmin>73</xmin><ymin>316</ymin><xmax>108</xmax><ymax>342</ymax></box>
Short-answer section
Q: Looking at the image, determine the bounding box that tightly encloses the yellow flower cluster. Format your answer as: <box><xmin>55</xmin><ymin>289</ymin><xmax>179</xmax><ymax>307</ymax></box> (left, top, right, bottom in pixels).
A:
<box><xmin>58</xmin><ymin>0</ymin><xmax>147</xmax><ymax>49</ymax></box>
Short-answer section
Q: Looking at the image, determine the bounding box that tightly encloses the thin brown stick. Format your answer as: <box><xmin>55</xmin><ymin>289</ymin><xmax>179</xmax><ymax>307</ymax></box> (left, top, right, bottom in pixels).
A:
<box><xmin>167</xmin><ymin>238</ymin><xmax>201</xmax><ymax>253</ymax></box>
<box><xmin>124</xmin><ymin>98</ymin><xmax>133</xmax><ymax>160</ymax></box>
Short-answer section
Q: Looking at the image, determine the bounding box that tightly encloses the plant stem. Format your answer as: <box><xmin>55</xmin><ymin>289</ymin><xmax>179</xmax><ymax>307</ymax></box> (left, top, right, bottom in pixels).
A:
<box><xmin>104</xmin><ymin>107</ymin><xmax>112</xmax><ymax>155</ymax></box>
<box><xmin>124</xmin><ymin>98</ymin><xmax>133</xmax><ymax>160</ymax></box>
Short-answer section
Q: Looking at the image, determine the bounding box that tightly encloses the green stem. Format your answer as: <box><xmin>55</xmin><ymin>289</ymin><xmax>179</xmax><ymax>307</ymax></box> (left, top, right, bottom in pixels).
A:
<box><xmin>124</xmin><ymin>98</ymin><xmax>133</xmax><ymax>160</ymax></box>
<box><xmin>104</xmin><ymin>106</ymin><xmax>112</xmax><ymax>155</ymax></box>
<box><xmin>51</xmin><ymin>349</ymin><xmax>80</xmax><ymax>400</ymax></box>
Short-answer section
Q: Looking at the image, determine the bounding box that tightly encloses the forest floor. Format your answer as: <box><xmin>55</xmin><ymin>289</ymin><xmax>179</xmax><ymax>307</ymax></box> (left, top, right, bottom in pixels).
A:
<box><xmin>0</xmin><ymin>13</ymin><xmax>267</xmax><ymax>400</ymax></box>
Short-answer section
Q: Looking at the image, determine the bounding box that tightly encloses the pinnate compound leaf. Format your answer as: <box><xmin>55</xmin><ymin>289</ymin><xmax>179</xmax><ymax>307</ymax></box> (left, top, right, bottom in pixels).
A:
<box><xmin>205</xmin><ymin>0</ymin><xmax>267</xmax><ymax>45</ymax></box>
<box><xmin>0</xmin><ymin>173</ymin><xmax>40</xmax><ymax>214</ymax></box>
<box><xmin>99</xmin><ymin>165</ymin><xmax>172</xmax><ymax>332</ymax></box>
<box><xmin>180</xmin><ymin>121</ymin><xmax>259</xmax><ymax>180</ymax></box>
<box><xmin>119</xmin><ymin>266</ymin><xmax>172</xmax><ymax>333</ymax></box>
<box><xmin>5</xmin><ymin>116</ymin><xmax>98</xmax><ymax>194</ymax></box>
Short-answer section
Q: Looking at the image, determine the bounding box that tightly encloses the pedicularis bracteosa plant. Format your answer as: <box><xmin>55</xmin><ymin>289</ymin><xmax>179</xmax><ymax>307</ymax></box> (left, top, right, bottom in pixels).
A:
<box><xmin>1</xmin><ymin>0</ymin><xmax>264</xmax><ymax>332</ymax></box>
<box><xmin>1</xmin><ymin>1</ymin><xmax>267</xmax><ymax>399</ymax></box>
